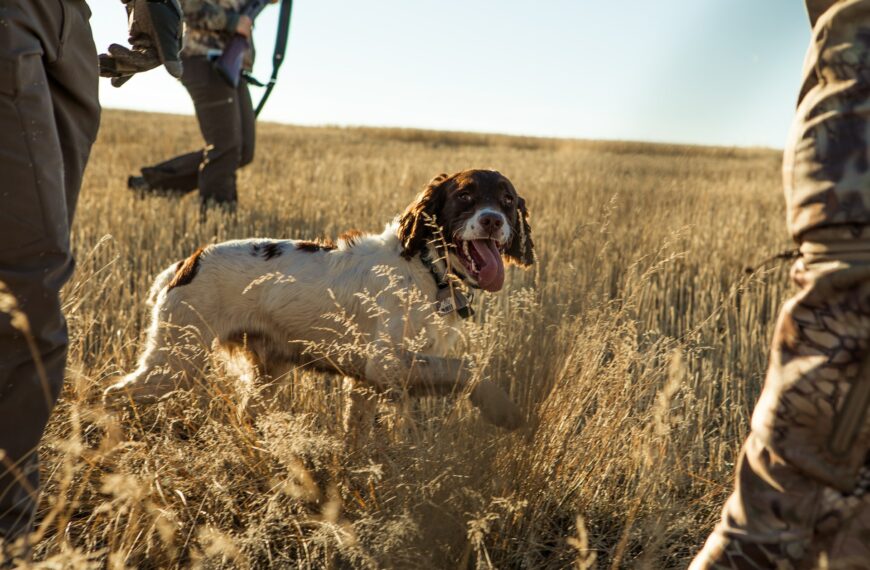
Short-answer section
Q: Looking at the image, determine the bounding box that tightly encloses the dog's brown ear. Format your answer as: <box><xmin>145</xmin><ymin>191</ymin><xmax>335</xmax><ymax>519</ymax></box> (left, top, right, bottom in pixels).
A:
<box><xmin>504</xmin><ymin>196</ymin><xmax>535</xmax><ymax>267</ymax></box>
<box><xmin>397</xmin><ymin>173</ymin><xmax>451</xmax><ymax>258</ymax></box>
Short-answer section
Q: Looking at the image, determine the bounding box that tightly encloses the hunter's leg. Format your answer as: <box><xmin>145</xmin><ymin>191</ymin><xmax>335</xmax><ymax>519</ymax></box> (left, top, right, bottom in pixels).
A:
<box><xmin>0</xmin><ymin>0</ymin><xmax>98</xmax><ymax>544</ymax></box>
<box><xmin>692</xmin><ymin>1</ymin><xmax>870</xmax><ymax>567</ymax></box>
<box><xmin>185</xmin><ymin>57</ymin><xmax>243</xmax><ymax>207</ymax></box>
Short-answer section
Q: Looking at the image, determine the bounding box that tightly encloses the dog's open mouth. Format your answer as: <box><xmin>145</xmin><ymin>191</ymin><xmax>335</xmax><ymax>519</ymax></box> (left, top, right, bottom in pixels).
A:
<box><xmin>453</xmin><ymin>239</ymin><xmax>505</xmax><ymax>292</ymax></box>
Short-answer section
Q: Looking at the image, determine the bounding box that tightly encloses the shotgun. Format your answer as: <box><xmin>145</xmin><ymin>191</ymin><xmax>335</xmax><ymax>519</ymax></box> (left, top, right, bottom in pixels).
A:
<box><xmin>214</xmin><ymin>0</ymin><xmax>271</xmax><ymax>87</ymax></box>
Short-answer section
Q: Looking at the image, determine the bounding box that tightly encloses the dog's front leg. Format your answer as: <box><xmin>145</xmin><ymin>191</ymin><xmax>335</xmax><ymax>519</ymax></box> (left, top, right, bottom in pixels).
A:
<box><xmin>363</xmin><ymin>351</ymin><xmax>524</xmax><ymax>430</ymax></box>
<box><xmin>341</xmin><ymin>376</ymin><xmax>380</xmax><ymax>447</ymax></box>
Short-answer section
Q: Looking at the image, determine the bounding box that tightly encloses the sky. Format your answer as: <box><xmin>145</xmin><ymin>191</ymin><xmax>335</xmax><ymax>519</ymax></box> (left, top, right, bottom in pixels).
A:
<box><xmin>91</xmin><ymin>1</ymin><xmax>811</xmax><ymax>148</ymax></box>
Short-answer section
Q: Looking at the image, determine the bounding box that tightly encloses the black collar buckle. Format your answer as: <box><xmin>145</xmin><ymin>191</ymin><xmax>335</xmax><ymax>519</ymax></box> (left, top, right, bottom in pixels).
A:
<box><xmin>421</xmin><ymin>249</ymin><xmax>475</xmax><ymax>320</ymax></box>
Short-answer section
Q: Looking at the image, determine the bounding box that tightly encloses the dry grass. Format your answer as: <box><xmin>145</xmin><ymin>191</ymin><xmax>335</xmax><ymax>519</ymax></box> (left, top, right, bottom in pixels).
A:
<box><xmin>9</xmin><ymin>110</ymin><xmax>791</xmax><ymax>568</ymax></box>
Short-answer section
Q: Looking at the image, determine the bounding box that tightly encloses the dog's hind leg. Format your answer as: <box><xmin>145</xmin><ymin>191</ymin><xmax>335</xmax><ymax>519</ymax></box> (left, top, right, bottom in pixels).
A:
<box><xmin>217</xmin><ymin>332</ymin><xmax>288</xmax><ymax>420</ymax></box>
<box><xmin>105</xmin><ymin>282</ymin><xmax>213</xmax><ymax>405</ymax></box>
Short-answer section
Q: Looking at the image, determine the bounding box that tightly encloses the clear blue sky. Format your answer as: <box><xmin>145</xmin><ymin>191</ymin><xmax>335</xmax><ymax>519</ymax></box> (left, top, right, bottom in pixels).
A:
<box><xmin>91</xmin><ymin>1</ymin><xmax>810</xmax><ymax>148</ymax></box>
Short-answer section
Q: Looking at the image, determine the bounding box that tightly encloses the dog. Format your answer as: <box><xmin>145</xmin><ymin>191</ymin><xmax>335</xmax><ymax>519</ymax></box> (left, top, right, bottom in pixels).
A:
<box><xmin>104</xmin><ymin>169</ymin><xmax>534</xmax><ymax>429</ymax></box>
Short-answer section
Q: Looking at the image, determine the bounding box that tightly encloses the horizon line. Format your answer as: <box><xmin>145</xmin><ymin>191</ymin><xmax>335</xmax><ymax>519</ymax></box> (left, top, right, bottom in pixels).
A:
<box><xmin>100</xmin><ymin>105</ymin><xmax>784</xmax><ymax>153</ymax></box>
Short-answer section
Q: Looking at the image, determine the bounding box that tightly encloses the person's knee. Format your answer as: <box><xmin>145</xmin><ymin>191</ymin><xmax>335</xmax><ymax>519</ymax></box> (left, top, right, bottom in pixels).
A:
<box><xmin>1</xmin><ymin>251</ymin><xmax>73</xmax><ymax>344</ymax></box>
<box><xmin>206</xmin><ymin>138</ymin><xmax>243</xmax><ymax>167</ymax></box>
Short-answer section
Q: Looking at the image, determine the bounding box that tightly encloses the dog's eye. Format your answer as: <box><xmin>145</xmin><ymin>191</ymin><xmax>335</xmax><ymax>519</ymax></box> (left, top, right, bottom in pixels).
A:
<box><xmin>457</xmin><ymin>192</ymin><xmax>473</xmax><ymax>203</ymax></box>
<box><xmin>504</xmin><ymin>195</ymin><xmax>514</xmax><ymax>205</ymax></box>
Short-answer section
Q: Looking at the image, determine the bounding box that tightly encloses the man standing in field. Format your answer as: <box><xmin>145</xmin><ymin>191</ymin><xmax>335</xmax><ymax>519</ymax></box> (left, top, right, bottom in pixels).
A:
<box><xmin>0</xmin><ymin>0</ymin><xmax>181</xmax><ymax>558</ymax></box>
<box><xmin>692</xmin><ymin>1</ymin><xmax>870</xmax><ymax>567</ymax></box>
<box><xmin>127</xmin><ymin>0</ymin><xmax>279</xmax><ymax>211</ymax></box>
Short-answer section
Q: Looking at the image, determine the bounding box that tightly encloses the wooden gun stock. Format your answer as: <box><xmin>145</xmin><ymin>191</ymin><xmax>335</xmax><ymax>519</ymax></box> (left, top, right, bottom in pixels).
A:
<box><xmin>214</xmin><ymin>0</ymin><xmax>270</xmax><ymax>87</ymax></box>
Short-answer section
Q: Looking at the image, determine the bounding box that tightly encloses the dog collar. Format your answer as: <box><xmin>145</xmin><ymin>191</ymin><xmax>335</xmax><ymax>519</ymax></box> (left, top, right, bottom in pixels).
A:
<box><xmin>420</xmin><ymin>249</ymin><xmax>475</xmax><ymax>319</ymax></box>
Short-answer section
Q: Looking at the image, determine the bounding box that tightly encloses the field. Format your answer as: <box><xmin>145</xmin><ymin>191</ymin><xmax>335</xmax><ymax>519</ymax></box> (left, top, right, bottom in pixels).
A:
<box><xmin>16</xmin><ymin>110</ymin><xmax>792</xmax><ymax>568</ymax></box>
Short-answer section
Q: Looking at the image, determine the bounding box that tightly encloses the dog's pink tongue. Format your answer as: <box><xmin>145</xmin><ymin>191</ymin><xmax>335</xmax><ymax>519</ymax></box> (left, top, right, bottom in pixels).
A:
<box><xmin>471</xmin><ymin>239</ymin><xmax>505</xmax><ymax>292</ymax></box>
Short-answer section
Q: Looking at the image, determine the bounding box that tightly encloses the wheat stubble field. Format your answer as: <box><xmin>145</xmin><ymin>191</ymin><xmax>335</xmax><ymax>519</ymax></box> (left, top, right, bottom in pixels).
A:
<box><xmin>21</xmin><ymin>110</ymin><xmax>792</xmax><ymax>568</ymax></box>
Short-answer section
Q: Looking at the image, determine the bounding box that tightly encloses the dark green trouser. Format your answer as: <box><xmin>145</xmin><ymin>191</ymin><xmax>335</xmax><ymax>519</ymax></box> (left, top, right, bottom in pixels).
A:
<box><xmin>140</xmin><ymin>55</ymin><xmax>255</xmax><ymax>205</ymax></box>
<box><xmin>0</xmin><ymin>0</ymin><xmax>100</xmax><ymax>540</ymax></box>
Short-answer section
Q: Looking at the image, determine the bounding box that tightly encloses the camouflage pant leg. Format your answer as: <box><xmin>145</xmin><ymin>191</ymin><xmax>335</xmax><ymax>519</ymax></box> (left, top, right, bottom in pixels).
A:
<box><xmin>691</xmin><ymin>255</ymin><xmax>870</xmax><ymax>570</ymax></box>
<box><xmin>785</xmin><ymin>0</ymin><xmax>870</xmax><ymax>239</ymax></box>
<box><xmin>823</xmin><ymin>499</ymin><xmax>870</xmax><ymax>567</ymax></box>
<box><xmin>691</xmin><ymin>1</ymin><xmax>870</xmax><ymax>567</ymax></box>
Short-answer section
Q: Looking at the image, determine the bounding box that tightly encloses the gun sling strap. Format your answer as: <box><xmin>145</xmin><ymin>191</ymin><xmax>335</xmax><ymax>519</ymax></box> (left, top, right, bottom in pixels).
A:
<box><xmin>245</xmin><ymin>0</ymin><xmax>293</xmax><ymax>117</ymax></box>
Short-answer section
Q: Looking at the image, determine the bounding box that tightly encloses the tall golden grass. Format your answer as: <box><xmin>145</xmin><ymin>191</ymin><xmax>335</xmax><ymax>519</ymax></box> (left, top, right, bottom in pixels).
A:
<box><xmin>11</xmin><ymin>110</ymin><xmax>792</xmax><ymax>568</ymax></box>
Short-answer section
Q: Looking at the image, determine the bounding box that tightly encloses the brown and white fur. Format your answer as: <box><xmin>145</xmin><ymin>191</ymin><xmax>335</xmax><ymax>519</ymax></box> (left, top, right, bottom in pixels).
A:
<box><xmin>104</xmin><ymin>169</ymin><xmax>535</xmax><ymax>429</ymax></box>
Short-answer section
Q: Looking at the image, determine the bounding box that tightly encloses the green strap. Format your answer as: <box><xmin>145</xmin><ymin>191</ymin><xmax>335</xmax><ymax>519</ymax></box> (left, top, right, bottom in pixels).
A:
<box><xmin>255</xmin><ymin>0</ymin><xmax>293</xmax><ymax>117</ymax></box>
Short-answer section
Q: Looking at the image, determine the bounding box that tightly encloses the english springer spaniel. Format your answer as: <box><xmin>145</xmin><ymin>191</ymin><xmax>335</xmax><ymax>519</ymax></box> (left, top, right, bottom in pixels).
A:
<box><xmin>105</xmin><ymin>169</ymin><xmax>534</xmax><ymax>429</ymax></box>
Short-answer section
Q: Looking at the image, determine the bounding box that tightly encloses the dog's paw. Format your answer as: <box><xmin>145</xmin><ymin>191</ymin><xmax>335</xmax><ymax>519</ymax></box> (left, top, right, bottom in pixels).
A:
<box><xmin>469</xmin><ymin>380</ymin><xmax>524</xmax><ymax>430</ymax></box>
<box><xmin>102</xmin><ymin>373</ymin><xmax>165</xmax><ymax>408</ymax></box>
<box><xmin>102</xmin><ymin>375</ymin><xmax>138</xmax><ymax>408</ymax></box>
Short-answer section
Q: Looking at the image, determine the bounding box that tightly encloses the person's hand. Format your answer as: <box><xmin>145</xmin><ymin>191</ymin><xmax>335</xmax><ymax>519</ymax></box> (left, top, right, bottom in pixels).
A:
<box><xmin>236</xmin><ymin>15</ymin><xmax>253</xmax><ymax>38</ymax></box>
<box><xmin>99</xmin><ymin>0</ymin><xmax>183</xmax><ymax>88</ymax></box>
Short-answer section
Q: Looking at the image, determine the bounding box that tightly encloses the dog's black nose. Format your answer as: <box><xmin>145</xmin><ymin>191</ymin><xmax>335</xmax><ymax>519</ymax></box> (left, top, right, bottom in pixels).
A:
<box><xmin>479</xmin><ymin>213</ymin><xmax>504</xmax><ymax>232</ymax></box>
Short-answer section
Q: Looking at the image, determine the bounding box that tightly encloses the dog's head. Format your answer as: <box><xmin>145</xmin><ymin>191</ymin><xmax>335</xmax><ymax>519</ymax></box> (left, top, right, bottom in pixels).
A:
<box><xmin>398</xmin><ymin>169</ymin><xmax>534</xmax><ymax>292</ymax></box>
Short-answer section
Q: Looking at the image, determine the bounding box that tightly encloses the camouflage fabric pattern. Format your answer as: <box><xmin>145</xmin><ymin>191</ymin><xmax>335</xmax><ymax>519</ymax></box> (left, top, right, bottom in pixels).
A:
<box><xmin>785</xmin><ymin>0</ymin><xmax>870</xmax><ymax>240</ymax></box>
<box><xmin>691</xmin><ymin>1</ymin><xmax>870</xmax><ymax>567</ymax></box>
<box><xmin>692</xmin><ymin>253</ymin><xmax>870</xmax><ymax>568</ymax></box>
<box><xmin>180</xmin><ymin>0</ymin><xmax>253</xmax><ymax>69</ymax></box>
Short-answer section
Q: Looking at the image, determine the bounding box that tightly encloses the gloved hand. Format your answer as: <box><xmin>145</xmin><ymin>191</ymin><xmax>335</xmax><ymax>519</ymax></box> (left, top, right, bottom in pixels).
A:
<box><xmin>99</xmin><ymin>0</ymin><xmax>184</xmax><ymax>88</ymax></box>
